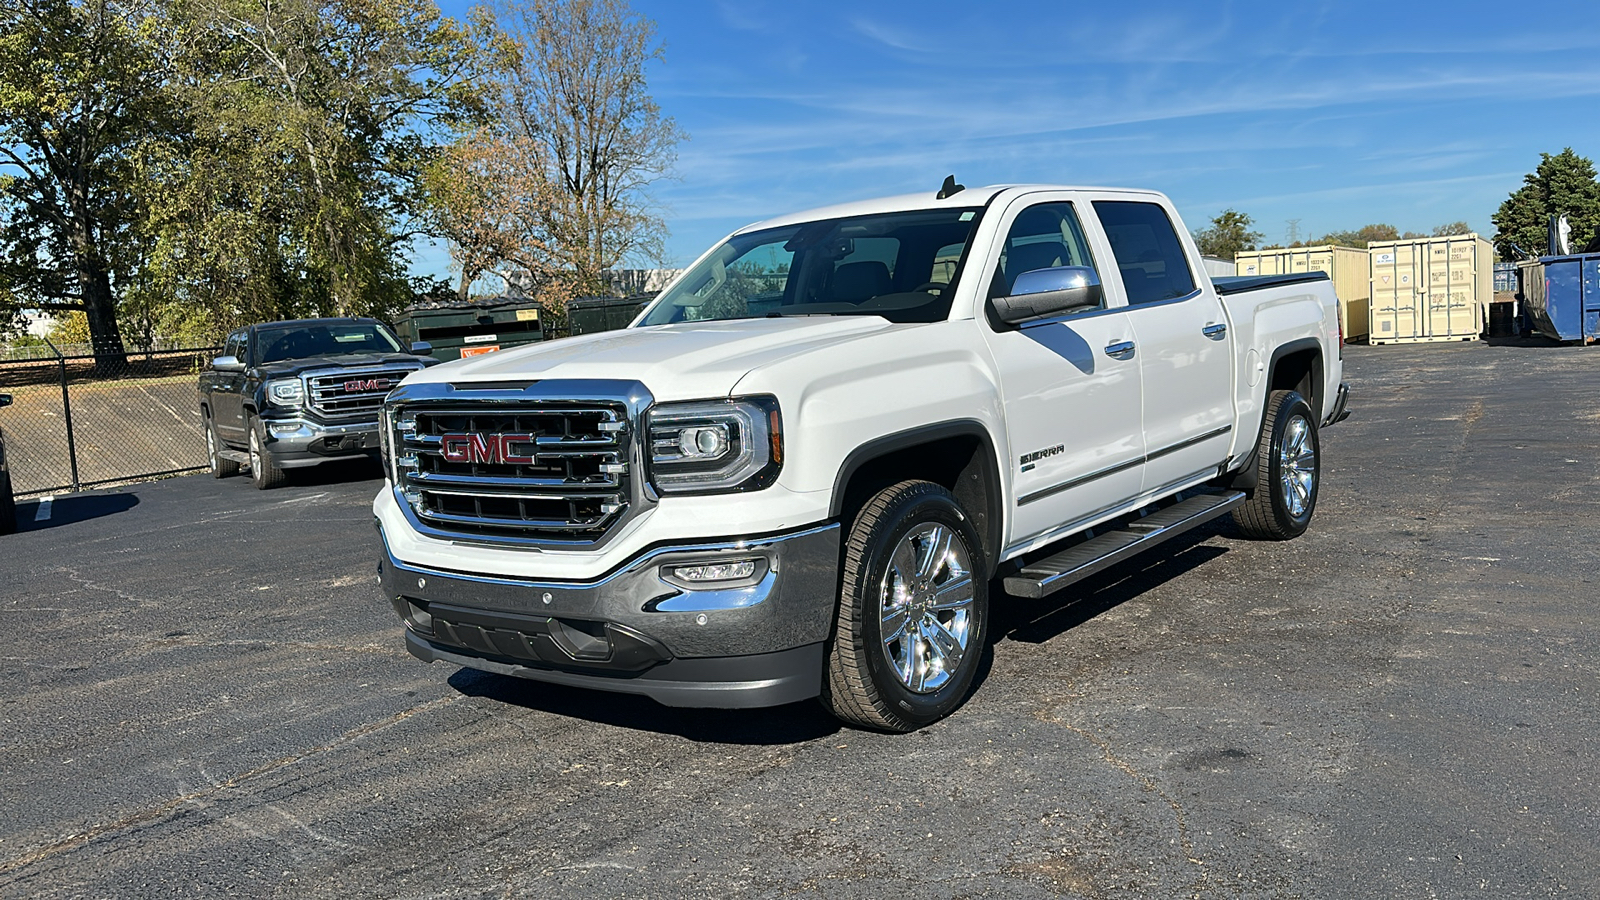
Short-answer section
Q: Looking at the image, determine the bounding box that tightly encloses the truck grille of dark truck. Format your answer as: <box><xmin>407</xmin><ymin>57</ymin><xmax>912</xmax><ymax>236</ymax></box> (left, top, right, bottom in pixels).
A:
<box><xmin>393</xmin><ymin>404</ymin><xmax>630</xmax><ymax>543</ymax></box>
<box><xmin>307</xmin><ymin>367</ymin><xmax>418</xmax><ymax>419</ymax></box>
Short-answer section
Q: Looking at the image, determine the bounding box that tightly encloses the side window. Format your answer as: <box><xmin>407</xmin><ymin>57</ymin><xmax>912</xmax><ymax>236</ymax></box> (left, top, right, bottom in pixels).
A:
<box><xmin>1093</xmin><ymin>201</ymin><xmax>1197</xmax><ymax>304</ymax></box>
<box><xmin>990</xmin><ymin>203</ymin><xmax>1099</xmax><ymax>303</ymax></box>
<box><xmin>224</xmin><ymin>334</ymin><xmax>243</xmax><ymax>362</ymax></box>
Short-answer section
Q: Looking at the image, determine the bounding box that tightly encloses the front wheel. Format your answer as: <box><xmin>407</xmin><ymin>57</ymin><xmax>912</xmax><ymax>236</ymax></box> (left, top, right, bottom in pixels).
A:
<box><xmin>1233</xmin><ymin>389</ymin><xmax>1320</xmax><ymax>539</ymax></box>
<box><xmin>248</xmin><ymin>424</ymin><xmax>288</xmax><ymax>490</ymax></box>
<box><xmin>823</xmin><ymin>480</ymin><xmax>988</xmax><ymax>732</ymax></box>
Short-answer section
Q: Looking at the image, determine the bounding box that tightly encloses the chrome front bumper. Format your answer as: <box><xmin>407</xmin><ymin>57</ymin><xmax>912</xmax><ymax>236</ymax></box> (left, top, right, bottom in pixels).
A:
<box><xmin>377</xmin><ymin>521</ymin><xmax>842</xmax><ymax>708</ymax></box>
<box><xmin>261</xmin><ymin>417</ymin><xmax>380</xmax><ymax>468</ymax></box>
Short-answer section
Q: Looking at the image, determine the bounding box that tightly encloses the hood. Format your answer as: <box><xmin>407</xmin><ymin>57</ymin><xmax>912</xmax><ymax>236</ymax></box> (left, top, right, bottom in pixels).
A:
<box><xmin>407</xmin><ymin>316</ymin><xmax>911</xmax><ymax>401</ymax></box>
<box><xmin>252</xmin><ymin>353</ymin><xmax>428</xmax><ymax>378</ymax></box>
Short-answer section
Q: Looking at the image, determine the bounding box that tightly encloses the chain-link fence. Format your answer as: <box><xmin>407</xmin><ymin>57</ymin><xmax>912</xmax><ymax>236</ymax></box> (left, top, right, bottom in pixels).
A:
<box><xmin>0</xmin><ymin>345</ymin><xmax>220</xmax><ymax>497</ymax></box>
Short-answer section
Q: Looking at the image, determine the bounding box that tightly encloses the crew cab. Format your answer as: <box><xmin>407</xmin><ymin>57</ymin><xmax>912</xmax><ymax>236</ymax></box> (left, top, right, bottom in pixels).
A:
<box><xmin>374</xmin><ymin>183</ymin><xmax>1350</xmax><ymax>731</ymax></box>
<box><xmin>199</xmin><ymin>318</ymin><xmax>433</xmax><ymax>489</ymax></box>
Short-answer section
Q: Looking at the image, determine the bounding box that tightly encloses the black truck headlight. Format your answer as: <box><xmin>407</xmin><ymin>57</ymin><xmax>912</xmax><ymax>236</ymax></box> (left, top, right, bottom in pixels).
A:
<box><xmin>646</xmin><ymin>397</ymin><xmax>781</xmax><ymax>494</ymax></box>
<box><xmin>266</xmin><ymin>378</ymin><xmax>304</xmax><ymax>408</ymax></box>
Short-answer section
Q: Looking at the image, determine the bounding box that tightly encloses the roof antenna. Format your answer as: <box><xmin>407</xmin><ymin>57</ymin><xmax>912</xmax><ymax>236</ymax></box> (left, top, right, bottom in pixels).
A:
<box><xmin>937</xmin><ymin>174</ymin><xmax>965</xmax><ymax>200</ymax></box>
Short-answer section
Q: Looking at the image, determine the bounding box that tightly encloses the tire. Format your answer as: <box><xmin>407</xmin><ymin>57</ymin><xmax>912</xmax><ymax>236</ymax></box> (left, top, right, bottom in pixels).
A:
<box><xmin>0</xmin><ymin>468</ymin><xmax>15</xmax><ymax>535</ymax></box>
<box><xmin>248</xmin><ymin>423</ymin><xmax>288</xmax><ymax>490</ymax></box>
<box><xmin>205</xmin><ymin>413</ymin><xmax>240</xmax><ymax>479</ymax></box>
<box><xmin>1233</xmin><ymin>389</ymin><xmax>1320</xmax><ymax>540</ymax></box>
<box><xmin>822</xmin><ymin>480</ymin><xmax>989</xmax><ymax>732</ymax></box>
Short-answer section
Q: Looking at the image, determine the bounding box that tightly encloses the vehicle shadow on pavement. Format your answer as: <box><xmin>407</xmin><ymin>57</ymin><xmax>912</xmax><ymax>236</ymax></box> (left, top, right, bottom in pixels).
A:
<box><xmin>990</xmin><ymin>526</ymin><xmax>1229</xmax><ymax>646</ymax></box>
<box><xmin>13</xmin><ymin>491</ymin><xmax>140</xmax><ymax>533</ymax></box>
<box><xmin>281</xmin><ymin>458</ymin><xmax>386</xmax><ymax>488</ymax></box>
<box><xmin>446</xmin><ymin>667</ymin><xmax>844</xmax><ymax>744</ymax></box>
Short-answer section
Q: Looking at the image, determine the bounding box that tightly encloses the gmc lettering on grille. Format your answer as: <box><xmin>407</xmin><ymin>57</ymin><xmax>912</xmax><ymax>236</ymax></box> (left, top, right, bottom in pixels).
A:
<box><xmin>439</xmin><ymin>433</ymin><xmax>536</xmax><ymax>465</ymax></box>
<box><xmin>344</xmin><ymin>378</ymin><xmax>391</xmax><ymax>392</ymax></box>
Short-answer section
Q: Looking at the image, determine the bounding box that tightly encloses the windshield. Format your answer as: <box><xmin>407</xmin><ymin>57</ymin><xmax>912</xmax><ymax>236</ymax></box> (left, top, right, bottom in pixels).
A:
<box><xmin>255</xmin><ymin>322</ymin><xmax>403</xmax><ymax>364</ymax></box>
<box><xmin>640</xmin><ymin>207</ymin><xmax>985</xmax><ymax>326</ymax></box>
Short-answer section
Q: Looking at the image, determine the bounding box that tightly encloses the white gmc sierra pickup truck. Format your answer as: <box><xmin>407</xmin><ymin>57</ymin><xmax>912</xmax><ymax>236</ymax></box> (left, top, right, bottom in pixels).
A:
<box><xmin>375</xmin><ymin>182</ymin><xmax>1350</xmax><ymax>732</ymax></box>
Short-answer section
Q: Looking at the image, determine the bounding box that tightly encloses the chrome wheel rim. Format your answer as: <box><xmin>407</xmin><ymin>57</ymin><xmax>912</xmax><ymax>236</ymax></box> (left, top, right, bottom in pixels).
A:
<box><xmin>1278</xmin><ymin>414</ymin><xmax>1316</xmax><ymax>517</ymax></box>
<box><xmin>878</xmin><ymin>522</ymin><xmax>975</xmax><ymax>694</ymax></box>
<box><xmin>249</xmin><ymin>430</ymin><xmax>261</xmax><ymax>477</ymax></box>
<box><xmin>206</xmin><ymin>427</ymin><xmax>218</xmax><ymax>468</ymax></box>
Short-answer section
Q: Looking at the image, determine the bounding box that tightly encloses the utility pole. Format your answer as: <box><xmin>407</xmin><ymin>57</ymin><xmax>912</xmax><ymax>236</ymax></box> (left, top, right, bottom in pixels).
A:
<box><xmin>1286</xmin><ymin>219</ymin><xmax>1302</xmax><ymax>246</ymax></box>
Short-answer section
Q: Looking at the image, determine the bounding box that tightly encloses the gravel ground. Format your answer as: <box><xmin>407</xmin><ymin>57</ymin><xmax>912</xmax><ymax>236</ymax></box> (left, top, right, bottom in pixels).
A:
<box><xmin>1</xmin><ymin>338</ymin><xmax>1596</xmax><ymax>899</ymax></box>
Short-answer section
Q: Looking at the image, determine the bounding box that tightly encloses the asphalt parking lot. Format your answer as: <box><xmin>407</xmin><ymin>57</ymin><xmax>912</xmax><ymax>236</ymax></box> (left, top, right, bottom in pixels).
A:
<box><xmin>1</xmin><ymin>338</ymin><xmax>1596</xmax><ymax>899</ymax></box>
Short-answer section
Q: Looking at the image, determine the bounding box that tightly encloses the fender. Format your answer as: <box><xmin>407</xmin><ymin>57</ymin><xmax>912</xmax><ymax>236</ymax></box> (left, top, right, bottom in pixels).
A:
<box><xmin>1229</xmin><ymin>336</ymin><xmax>1324</xmax><ymax>493</ymax></box>
<box><xmin>829</xmin><ymin>419</ymin><xmax>1004</xmax><ymax>578</ymax></box>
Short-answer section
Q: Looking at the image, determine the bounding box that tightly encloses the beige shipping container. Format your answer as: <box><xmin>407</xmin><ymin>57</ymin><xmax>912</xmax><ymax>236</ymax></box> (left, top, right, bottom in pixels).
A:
<box><xmin>1367</xmin><ymin>234</ymin><xmax>1491</xmax><ymax>344</ymax></box>
<box><xmin>1234</xmin><ymin>245</ymin><xmax>1370</xmax><ymax>341</ymax></box>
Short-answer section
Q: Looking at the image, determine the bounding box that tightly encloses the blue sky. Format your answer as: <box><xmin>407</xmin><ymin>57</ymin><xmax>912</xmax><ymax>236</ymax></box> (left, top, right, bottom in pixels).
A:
<box><xmin>419</xmin><ymin>0</ymin><xmax>1600</xmax><ymax>280</ymax></box>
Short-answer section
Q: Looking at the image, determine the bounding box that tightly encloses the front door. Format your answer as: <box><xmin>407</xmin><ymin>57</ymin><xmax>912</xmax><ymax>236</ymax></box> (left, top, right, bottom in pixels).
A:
<box><xmin>980</xmin><ymin>197</ymin><xmax>1146</xmax><ymax>552</ymax></box>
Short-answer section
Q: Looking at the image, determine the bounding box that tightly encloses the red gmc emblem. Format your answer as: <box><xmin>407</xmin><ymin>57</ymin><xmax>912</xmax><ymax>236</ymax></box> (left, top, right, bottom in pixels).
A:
<box><xmin>440</xmin><ymin>433</ymin><xmax>536</xmax><ymax>465</ymax></box>
<box><xmin>345</xmin><ymin>378</ymin><xmax>391</xmax><ymax>392</ymax></box>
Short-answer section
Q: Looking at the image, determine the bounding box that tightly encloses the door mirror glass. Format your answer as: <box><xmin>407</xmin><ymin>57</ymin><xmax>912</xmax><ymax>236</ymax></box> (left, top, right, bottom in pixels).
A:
<box><xmin>993</xmin><ymin>266</ymin><xmax>1104</xmax><ymax>325</ymax></box>
<box><xmin>0</xmin><ymin>394</ymin><xmax>12</xmax><ymax>409</ymax></box>
<box><xmin>212</xmin><ymin>355</ymin><xmax>243</xmax><ymax>372</ymax></box>
<box><xmin>409</xmin><ymin>341</ymin><xmax>434</xmax><ymax>356</ymax></box>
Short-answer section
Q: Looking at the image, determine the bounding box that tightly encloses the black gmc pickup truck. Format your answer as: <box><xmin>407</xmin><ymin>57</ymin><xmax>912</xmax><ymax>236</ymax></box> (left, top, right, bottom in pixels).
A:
<box><xmin>198</xmin><ymin>318</ymin><xmax>434</xmax><ymax>489</ymax></box>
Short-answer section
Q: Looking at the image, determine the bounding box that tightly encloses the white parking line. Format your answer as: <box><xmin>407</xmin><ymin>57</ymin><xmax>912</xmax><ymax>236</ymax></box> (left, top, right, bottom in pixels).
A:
<box><xmin>34</xmin><ymin>496</ymin><xmax>53</xmax><ymax>522</ymax></box>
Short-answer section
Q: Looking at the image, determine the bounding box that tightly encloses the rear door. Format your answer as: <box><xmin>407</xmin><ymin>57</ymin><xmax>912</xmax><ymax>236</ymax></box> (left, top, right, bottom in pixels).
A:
<box><xmin>980</xmin><ymin>194</ymin><xmax>1146</xmax><ymax>551</ymax></box>
<box><xmin>1091</xmin><ymin>198</ymin><xmax>1234</xmax><ymax>497</ymax></box>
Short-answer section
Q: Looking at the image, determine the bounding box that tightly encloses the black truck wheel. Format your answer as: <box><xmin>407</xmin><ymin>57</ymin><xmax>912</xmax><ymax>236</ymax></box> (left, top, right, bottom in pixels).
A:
<box><xmin>1233</xmin><ymin>389</ymin><xmax>1320</xmax><ymax>540</ymax></box>
<box><xmin>823</xmin><ymin>480</ymin><xmax>988</xmax><ymax>732</ymax></box>
<box><xmin>206</xmin><ymin>413</ymin><xmax>240</xmax><ymax>479</ymax></box>
<box><xmin>0</xmin><ymin>467</ymin><xmax>15</xmax><ymax>535</ymax></box>
<box><xmin>248</xmin><ymin>423</ymin><xmax>288</xmax><ymax>490</ymax></box>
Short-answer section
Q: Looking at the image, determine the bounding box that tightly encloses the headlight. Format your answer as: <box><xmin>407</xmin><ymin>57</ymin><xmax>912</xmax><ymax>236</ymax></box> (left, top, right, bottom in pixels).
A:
<box><xmin>646</xmin><ymin>397</ymin><xmax>781</xmax><ymax>494</ymax></box>
<box><xmin>266</xmin><ymin>379</ymin><xmax>304</xmax><ymax>408</ymax></box>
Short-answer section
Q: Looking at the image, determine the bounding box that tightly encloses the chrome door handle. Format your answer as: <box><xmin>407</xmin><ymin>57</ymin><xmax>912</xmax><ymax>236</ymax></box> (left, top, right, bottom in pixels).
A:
<box><xmin>1104</xmin><ymin>340</ymin><xmax>1136</xmax><ymax>360</ymax></box>
<box><xmin>1202</xmin><ymin>322</ymin><xmax>1227</xmax><ymax>339</ymax></box>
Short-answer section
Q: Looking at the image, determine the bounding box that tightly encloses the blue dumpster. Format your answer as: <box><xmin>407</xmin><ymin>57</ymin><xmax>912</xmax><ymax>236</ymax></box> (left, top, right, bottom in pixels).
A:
<box><xmin>1520</xmin><ymin>254</ymin><xmax>1600</xmax><ymax>343</ymax></box>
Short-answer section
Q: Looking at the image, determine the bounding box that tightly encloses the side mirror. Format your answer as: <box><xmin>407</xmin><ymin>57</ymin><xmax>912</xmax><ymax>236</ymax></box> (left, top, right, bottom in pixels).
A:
<box><xmin>409</xmin><ymin>341</ymin><xmax>434</xmax><ymax>357</ymax></box>
<box><xmin>212</xmin><ymin>355</ymin><xmax>243</xmax><ymax>372</ymax></box>
<box><xmin>993</xmin><ymin>266</ymin><xmax>1104</xmax><ymax>325</ymax></box>
<box><xmin>0</xmin><ymin>394</ymin><xmax>12</xmax><ymax>409</ymax></box>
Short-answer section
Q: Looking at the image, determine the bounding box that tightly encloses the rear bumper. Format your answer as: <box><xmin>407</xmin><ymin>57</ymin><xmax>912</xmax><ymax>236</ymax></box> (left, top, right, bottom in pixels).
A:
<box><xmin>377</xmin><ymin>520</ymin><xmax>841</xmax><ymax>708</ymax></box>
<box><xmin>1323</xmin><ymin>382</ymin><xmax>1351</xmax><ymax>427</ymax></box>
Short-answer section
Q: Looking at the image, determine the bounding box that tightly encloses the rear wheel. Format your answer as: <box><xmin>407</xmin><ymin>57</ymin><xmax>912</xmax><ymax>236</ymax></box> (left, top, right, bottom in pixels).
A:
<box><xmin>1233</xmin><ymin>389</ymin><xmax>1320</xmax><ymax>539</ymax></box>
<box><xmin>823</xmin><ymin>480</ymin><xmax>988</xmax><ymax>732</ymax></box>
<box><xmin>205</xmin><ymin>413</ymin><xmax>239</xmax><ymax>479</ymax></box>
<box><xmin>248</xmin><ymin>423</ymin><xmax>288</xmax><ymax>490</ymax></box>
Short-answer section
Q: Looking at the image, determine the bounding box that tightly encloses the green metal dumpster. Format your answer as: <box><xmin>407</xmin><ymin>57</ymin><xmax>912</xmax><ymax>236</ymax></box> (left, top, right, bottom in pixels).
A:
<box><xmin>392</xmin><ymin>298</ymin><xmax>544</xmax><ymax>362</ymax></box>
<box><xmin>567</xmin><ymin>295</ymin><xmax>653</xmax><ymax>336</ymax></box>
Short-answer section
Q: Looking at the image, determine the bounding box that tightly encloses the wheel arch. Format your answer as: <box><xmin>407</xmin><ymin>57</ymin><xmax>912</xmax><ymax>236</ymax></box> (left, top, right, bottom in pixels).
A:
<box><xmin>829</xmin><ymin>420</ymin><xmax>1004</xmax><ymax>578</ymax></box>
<box><xmin>1228</xmin><ymin>338</ymin><xmax>1323</xmax><ymax>493</ymax></box>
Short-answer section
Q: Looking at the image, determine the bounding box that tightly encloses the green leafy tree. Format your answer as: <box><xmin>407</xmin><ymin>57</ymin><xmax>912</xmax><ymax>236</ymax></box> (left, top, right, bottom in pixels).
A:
<box><xmin>1193</xmin><ymin>209</ymin><xmax>1263</xmax><ymax>259</ymax></box>
<box><xmin>1432</xmin><ymin>221</ymin><xmax>1472</xmax><ymax>237</ymax></box>
<box><xmin>1317</xmin><ymin>224</ymin><xmax>1400</xmax><ymax>248</ymax></box>
<box><xmin>1491</xmin><ymin>148</ymin><xmax>1600</xmax><ymax>258</ymax></box>
<box><xmin>138</xmin><ymin>0</ymin><xmax>483</xmax><ymax>334</ymax></box>
<box><xmin>0</xmin><ymin>0</ymin><xmax>177</xmax><ymax>364</ymax></box>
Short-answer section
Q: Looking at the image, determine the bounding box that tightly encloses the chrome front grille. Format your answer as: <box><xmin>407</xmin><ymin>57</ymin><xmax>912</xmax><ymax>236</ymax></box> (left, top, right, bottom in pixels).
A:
<box><xmin>307</xmin><ymin>366</ymin><xmax>418</xmax><ymax>419</ymax></box>
<box><xmin>393</xmin><ymin>402</ymin><xmax>634</xmax><ymax>544</ymax></box>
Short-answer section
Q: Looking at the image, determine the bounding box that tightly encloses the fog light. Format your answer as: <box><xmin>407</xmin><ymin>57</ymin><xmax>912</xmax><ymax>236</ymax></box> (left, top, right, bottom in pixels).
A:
<box><xmin>670</xmin><ymin>560</ymin><xmax>757</xmax><ymax>583</ymax></box>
